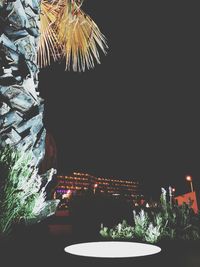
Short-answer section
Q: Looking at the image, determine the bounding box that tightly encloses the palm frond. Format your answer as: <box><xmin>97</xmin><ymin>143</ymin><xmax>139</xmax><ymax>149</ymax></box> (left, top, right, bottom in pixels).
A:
<box><xmin>38</xmin><ymin>0</ymin><xmax>108</xmax><ymax>71</ymax></box>
<box><xmin>38</xmin><ymin>0</ymin><xmax>61</xmax><ymax>68</ymax></box>
<box><xmin>56</xmin><ymin>0</ymin><xmax>108</xmax><ymax>71</ymax></box>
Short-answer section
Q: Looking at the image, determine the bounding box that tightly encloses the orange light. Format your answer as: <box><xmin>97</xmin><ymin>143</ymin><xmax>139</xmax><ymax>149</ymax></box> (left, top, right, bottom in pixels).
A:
<box><xmin>186</xmin><ymin>175</ymin><xmax>192</xmax><ymax>182</ymax></box>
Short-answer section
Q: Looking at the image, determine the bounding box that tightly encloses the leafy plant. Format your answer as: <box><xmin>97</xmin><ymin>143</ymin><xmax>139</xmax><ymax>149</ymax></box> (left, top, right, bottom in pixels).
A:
<box><xmin>133</xmin><ymin>209</ymin><xmax>162</xmax><ymax>243</ymax></box>
<box><xmin>100</xmin><ymin>187</ymin><xmax>200</xmax><ymax>243</ymax></box>
<box><xmin>100</xmin><ymin>220</ymin><xmax>134</xmax><ymax>240</ymax></box>
<box><xmin>0</xmin><ymin>146</ymin><xmax>59</xmax><ymax>235</ymax></box>
<box><xmin>145</xmin><ymin>223</ymin><xmax>161</xmax><ymax>243</ymax></box>
<box><xmin>133</xmin><ymin>209</ymin><xmax>149</xmax><ymax>240</ymax></box>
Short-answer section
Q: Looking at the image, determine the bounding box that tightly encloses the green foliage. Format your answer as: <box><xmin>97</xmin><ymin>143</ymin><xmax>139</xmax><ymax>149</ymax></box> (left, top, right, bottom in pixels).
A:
<box><xmin>149</xmin><ymin>198</ymin><xmax>200</xmax><ymax>242</ymax></box>
<box><xmin>145</xmin><ymin>223</ymin><xmax>161</xmax><ymax>243</ymax></box>
<box><xmin>133</xmin><ymin>209</ymin><xmax>149</xmax><ymax>240</ymax></box>
<box><xmin>132</xmin><ymin>209</ymin><xmax>162</xmax><ymax>243</ymax></box>
<box><xmin>100</xmin><ymin>220</ymin><xmax>134</xmax><ymax>240</ymax></box>
<box><xmin>100</xmin><ymin>187</ymin><xmax>200</xmax><ymax>243</ymax></box>
<box><xmin>160</xmin><ymin>188</ymin><xmax>167</xmax><ymax>208</ymax></box>
<box><xmin>100</xmin><ymin>210</ymin><xmax>162</xmax><ymax>244</ymax></box>
<box><xmin>0</xmin><ymin>146</ymin><xmax>49</xmax><ymax>235</ymax></box>
<box><xmin>100</xmin><ymin>226</ymin><xmax>110</xmax><ymax>238</ymax></box>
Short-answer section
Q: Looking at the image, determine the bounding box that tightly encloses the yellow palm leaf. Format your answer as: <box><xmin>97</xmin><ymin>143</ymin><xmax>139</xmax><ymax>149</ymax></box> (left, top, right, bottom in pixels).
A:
<box><xmin>38</xmin><ymin>0</ymin><xmax>61</xmax><ymax>68</ymax></box>
<box><xmin>38</xmin><ymin>0</ymin><xmax>108</xmax><ymax>71</ymax></box>
<box><xmin>56</xmin><ymin>0</ymin><xmax>108</xmax><ymax>71</ymax></box>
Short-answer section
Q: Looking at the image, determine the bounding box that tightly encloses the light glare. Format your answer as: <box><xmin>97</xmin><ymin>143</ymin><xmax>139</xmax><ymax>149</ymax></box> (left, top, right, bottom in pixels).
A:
<box><xmin>186</xmin><ymin>176</ymin><xmax>192</xmax><ymax>182</ymax></box>
<box><xmin>64</xmin><ymin>241</ymin><xmax>161</xmax><ymax>258</ymax></box>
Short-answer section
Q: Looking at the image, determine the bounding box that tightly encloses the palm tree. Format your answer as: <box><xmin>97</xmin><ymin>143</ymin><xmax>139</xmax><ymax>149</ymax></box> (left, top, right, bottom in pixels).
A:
<box><xmin>0</xmin><ymin>0</ymin><xmax>107</xmax><ymax>234</ymax></box>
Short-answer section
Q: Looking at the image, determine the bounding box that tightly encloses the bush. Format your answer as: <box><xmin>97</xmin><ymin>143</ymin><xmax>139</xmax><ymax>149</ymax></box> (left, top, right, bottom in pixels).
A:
<box><xmin>100</xmin><ymin>188</ymin><xmax>200</xmax><ymax>243</ymax></box>
<box><xmin>100</xmin><ymin>220</ymin><xmax>134</xmax><ymax>240</ymax></box>
<box><xmin>0</xmin><ymin>146</ymin><xmax>59</xmax><ymax>236</ymax></box>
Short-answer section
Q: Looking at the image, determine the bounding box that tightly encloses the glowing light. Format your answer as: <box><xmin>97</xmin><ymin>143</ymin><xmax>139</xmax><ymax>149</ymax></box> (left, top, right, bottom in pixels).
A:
<box><xmin>186</xmin><ymin>175</ymin><xmax>192</xmax><ymax>182</ymax></box>
<box><xmin>64</xmin><ymin>242</ymin><xmax>161</xmax><ymax>258</ymax></box>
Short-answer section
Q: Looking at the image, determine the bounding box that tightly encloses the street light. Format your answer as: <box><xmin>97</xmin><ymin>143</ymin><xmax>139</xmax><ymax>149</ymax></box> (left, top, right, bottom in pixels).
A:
<box><xmin>186</xmin><ymin>175</ymin><xmax>194</xmax><ymax>192</ymax></box>
<box><xmin>171</xmin><ymin>187</ymin><xmax>176</xmax><ymax>205</ymax></box>
<box><xmin>169</xmin><ymin>186</ymin><xmax>176</xmax><ymax>206</ymax></box>
<box><xmin>94</xmin><ymin>183</ymin><xmax>98</xmax><ymax>194</ymax></box>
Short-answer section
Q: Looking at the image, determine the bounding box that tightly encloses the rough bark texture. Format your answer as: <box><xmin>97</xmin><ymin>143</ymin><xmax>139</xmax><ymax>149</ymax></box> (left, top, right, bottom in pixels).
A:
<box><xmin>0</xmin><ymin>0</ymin><xmax>59</xmax><ymax>222</ymax></box>
<box><xmin>0</xmin><ymin>0</ymin><xmax>44</xmax><ymax>164</ymax></box>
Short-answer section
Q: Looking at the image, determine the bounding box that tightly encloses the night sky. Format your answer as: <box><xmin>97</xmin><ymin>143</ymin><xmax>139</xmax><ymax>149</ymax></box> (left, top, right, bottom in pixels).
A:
<box><xmin>39</xmin><ymin>1</ymin><xmax>199</xmax><ymax>200</ymax></box>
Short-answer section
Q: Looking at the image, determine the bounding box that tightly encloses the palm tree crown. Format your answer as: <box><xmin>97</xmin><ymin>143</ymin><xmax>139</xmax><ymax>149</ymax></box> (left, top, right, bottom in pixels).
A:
<box><xmin>38</xmin><ymin>0</ymin><xmax>107</xmax><ymax>71</ymax></box>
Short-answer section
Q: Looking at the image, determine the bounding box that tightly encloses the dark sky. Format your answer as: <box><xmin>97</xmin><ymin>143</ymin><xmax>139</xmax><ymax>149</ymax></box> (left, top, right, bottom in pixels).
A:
<box><xmin>39</xmin><ymin>1</ymin><xmax>199</xmax><ymax>200</ymax></box>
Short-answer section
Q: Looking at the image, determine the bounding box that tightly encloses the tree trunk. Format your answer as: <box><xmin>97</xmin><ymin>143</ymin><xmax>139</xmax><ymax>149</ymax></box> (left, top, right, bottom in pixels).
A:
<box><xmin>0</xmin><ymin>0</ymin><xmax>58</xmax><ymax>222</ymax></box>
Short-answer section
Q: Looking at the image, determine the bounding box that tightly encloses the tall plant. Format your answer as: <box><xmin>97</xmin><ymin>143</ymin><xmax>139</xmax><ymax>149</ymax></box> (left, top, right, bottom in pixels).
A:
<box><xmin>0</xmin><ymin>146</ymin><xmax>59</xmax><ymax>235</ymax></box>
<box><xmin>100</xmin><ymin>188</ymin><xmax>200</xmax><ymax>243</ymax></box>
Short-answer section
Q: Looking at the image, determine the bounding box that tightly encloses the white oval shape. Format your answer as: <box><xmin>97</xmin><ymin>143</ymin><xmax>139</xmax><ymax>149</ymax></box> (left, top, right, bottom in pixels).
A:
<box><xmin>64</xmin><ymin>241</ymin><xmax>161</xmax><ymax>258</ymax></box>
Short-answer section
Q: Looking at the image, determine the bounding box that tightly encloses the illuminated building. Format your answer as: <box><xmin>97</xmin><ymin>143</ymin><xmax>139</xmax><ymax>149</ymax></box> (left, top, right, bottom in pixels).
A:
<box><xmin>55</xmin><ymin>172</ymin><xmax>142</xmax><ymax>205</ymax></box>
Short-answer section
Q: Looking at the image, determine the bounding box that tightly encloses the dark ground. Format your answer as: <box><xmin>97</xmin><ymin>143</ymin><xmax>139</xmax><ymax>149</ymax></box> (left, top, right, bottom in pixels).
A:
<box><xmin>1</xmin><ymin>196</ymin><xmax>200</xmax><ymax>267</ymax></box>
<box><xmin>1</xmin><ymin>223</ymin><xmax>200</xmax><ymax>267</ymax></box>
<box><xmin>4</xmin><ymin>192</ymin><xmax>200</xmax><ymax>266</ymax></box>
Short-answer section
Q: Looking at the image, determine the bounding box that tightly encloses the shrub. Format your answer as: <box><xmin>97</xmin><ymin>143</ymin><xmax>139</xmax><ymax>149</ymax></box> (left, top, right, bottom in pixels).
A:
<box><xmin>145</xmin><ymin>223</ymin><xmax>161</xmax><ymax>243</ymax></box>
<box><xmin>100</xmin><ymin>220</ymin><xmax>134</xmax><ymax>240</ymax></box>
<box><xmin>100</xmin><ymin>188</ymin><xmax>200</xmax><ymax>243</ymax></box>
<box><xmin>0</xmin><ymin>146</ymin><xmax>59</xmax><ymax>235</ymax></box>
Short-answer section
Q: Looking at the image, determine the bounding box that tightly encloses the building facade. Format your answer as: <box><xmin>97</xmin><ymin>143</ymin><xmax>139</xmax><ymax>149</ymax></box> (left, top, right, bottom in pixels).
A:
<box><xmin>55</xmin><ymin>172</ymin><xmax>142</xmax><ymax>205</ymax></box>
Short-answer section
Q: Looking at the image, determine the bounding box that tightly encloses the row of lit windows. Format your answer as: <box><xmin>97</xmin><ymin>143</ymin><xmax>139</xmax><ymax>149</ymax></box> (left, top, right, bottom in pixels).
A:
<box><xmin>73</xmin><ymin>172</ymin><xmax>89</xmax><ymax>176</ymax></box>
<box><xmin>73</xmin><ymin>172</ymin><xmax>98</xmax><ymax>179</ymax></box>
<box><xmin>58</xmin><ymin>174</ymin><xmax>139</xmax><ymax>186</ymax></box>
<box><xmin>58</xmin><ymin>180</ymin><xmax>138</xmax><ymax>188</ymax></box>
<box><xmin>59</xmin><ymin>180</ymin><xmax>137</xmax><ymax>187</ymax></box>
<box><xmin>58</xmin><ymin>186</ymin><xmax>82</xmax><ymax>190</ymax></box>
<box><xmin>57</xmin><ymin>184</ymin><xmax>138</xmax><ymax>191</ymax></box>
<box><xmin>58</xmin><ymin>176</ymin><xmax>89</xmax><ymax>181</ymax></box>
<box><xmin>58</xmin><ymin>181</ymin><xmax>137</xmax><ymax>188</ymax></box>
<box><xmin>58</xmin><ymin>184</ymin><xmax>138</xmax><ymax>191</ymax></box>
<box><xmin>56</xmin><ymin>191</ymin><xmax>141</xmax><ymax>199</ymax></box>
<box><xmin>98</xmin><ymin>178</ymin><xmax>137</xmax><ymax>184</ymax></box>
<box><xmin>57</xmin><ymin>181</ymin><xmax>138</xmax><ymax>188</ymax></box>
<box><xmin>72</xmin><ymin>172</ymin><xmax>138</xmax><ymax>184</ymax></box>
<box><xmin>98</xmin><ymin>187</ymin><xmax>138</xmax><ymax>192</ymax></box>
<box><xmin>58</xmin><ymin>181</ymin><xmax>89</xmax><ymax>186</ymax></box>
<box><xmin>105</xmin><ymin>183</ymin><xmax>137</xmax><ymax>188</ymax></box>
<box><xmin>57</xmin><ymin>185</ymin><xmax>138</xmax><ymax>193</ymax></box>
<box><xmin>56</xmin><ymin>189</ymin><xmax>141</xmax><ymax>199</ymax></box>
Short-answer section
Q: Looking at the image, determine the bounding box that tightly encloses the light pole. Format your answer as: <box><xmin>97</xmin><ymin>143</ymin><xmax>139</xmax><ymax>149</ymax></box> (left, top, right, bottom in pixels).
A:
<box><xmin>172</xmin><ymin>187</ymin><xmax>176</xmax><ymax>204</ymax></box>
<box><xmin>186</xmin><ymin>175</ymin><xmax>194</xmax><ymax>192</ymax></box>
<box><xmin>94</xmin><ymin>183</ymin><xmax>98</xmax><ymax>194</ymax></box>
<box><xmin>172</xmin><ymin>187</ymin><xmax>176</xmax><ymax>194</ymax></box>
<box><xmin>168</xmin><ymin>186</ymin><xmax>176</xmax><ymax>206</ymax></box>
<box><xmin>169</xmin><ymin>186</ymin><xmax>175</xmax><ymax>206</ymax></box>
